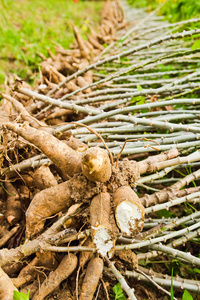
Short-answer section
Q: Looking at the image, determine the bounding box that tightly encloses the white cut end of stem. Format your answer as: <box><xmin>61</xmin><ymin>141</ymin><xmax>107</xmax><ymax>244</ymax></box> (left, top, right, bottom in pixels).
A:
<box><xmin>93</xmin><ymin>226</ymin><xmax>114</xmax><ymax>258</ymax></box>
<box><xmin>116</xmin><ymin>201</ymin><xmax>143</xmax><ymax>236</ymax></box>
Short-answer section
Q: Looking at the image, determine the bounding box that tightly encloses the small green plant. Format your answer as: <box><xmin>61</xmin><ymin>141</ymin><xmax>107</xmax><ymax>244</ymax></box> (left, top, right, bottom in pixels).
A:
<box><xmin>127</xmin><ymin>0</ymin><xmax>200</xmax><ymax>22</ymax></box>
<box><xmin>111</xmin><ymin>283</ymin><xmax>126</xmax><ymax>300</ymax></box>
<box><xmin>156</xmin><ymin>209</ymin><xmax>174</xmax><ymax>218</ymax></box>
<box><xmin>182</xmin><ymin>290</ymin><xmax>193</xmax><ymax>300</ymax></box>
<box><xmin>191</xmin><ymin>39</ymin><xmax>200</xmax><ymax>51</ymax></box>
<box><xmin>13</xmin><ymin>290</ymin><xmax>29</xmax><ymax>300</ymax></box>
<box><xmin>171</xmin><ymin>267</ymin><xmax>174</xmax><ymax>300</ymax></box>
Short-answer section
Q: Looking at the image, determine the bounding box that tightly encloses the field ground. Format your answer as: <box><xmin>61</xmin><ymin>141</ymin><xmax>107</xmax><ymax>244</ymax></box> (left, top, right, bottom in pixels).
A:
<box><xmin>0</xmin><ymin>0</ymin><xmax>102</xmax><ymax>85</ymax></box>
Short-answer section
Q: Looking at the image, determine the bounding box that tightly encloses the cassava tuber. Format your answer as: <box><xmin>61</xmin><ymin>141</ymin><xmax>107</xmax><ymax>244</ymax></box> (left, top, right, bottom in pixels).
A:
<box><xmin>81</xmin><ymin>147</ymin><xmax>111</xmax><ymax>182</ymax></box>
<box><xmin>26</xmin><ymin>180</ymin><xmax>73</xmax><ymax>238</ymax></box>
<box><xmin>32</xmin><ymin>253</ymin><xmax>77</xmax><ymax>300</ymax></box>
<box><xmin>0</xmin><ymin>267</ymin><xmax>18</xmax><ymax>300</ymax></box>
<box><xmin>90</xmin><ymin>192</ymin><xmax>115</xmax><ymax>257</ymax></box>
<box><xmin>5</xmin><ymin>182</ymin><xmax>22</xmax><ymax>226</ymax></box>
<box><xmin>113</xmin><ymin>186</ymin><xmax>145</xmax><ymax>237</ymax></box>
<box><xmin>79</xmin><ymin>257</ymin><xmax>103</xmax><ymax>300</ymax></box>
<box><xmin>3</xmin><ymin>122</ymin><xmax>82</xmax><ymax>177</ymax></box>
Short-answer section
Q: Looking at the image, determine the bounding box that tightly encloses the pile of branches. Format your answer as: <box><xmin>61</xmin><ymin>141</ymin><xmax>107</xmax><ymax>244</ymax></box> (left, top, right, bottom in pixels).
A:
<box><xmin>1</xmin><ymin>1</ymin><xmax>200</xmax><ymax>299</ymax></box>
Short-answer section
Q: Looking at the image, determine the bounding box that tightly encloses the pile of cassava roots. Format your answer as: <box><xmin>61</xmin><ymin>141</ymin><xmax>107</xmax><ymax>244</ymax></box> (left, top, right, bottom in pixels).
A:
<box><xmin>1</xmin><ymin>1</ymin><xmax>200</xmax><ymax>299</ymax></box>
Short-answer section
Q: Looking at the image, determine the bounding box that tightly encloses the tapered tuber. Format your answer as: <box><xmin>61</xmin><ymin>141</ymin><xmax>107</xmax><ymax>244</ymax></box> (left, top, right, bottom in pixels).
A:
<box><xmin>42</xmin><ymin>63</ymin><xmax>66</xmax><ymax>83</ymax></box>
<box><xmin>12</xmin><ymin>251</ymin><xmax>58</xmax><ymax>288</ymax></box>
<box><xmin>90</xmin><ymin>193</ymin><xmax>115</xmax><ymax>257</ymax></box>
<box><xmin>32</xmin><ymin>253</ymin><xmax>77</xmax><ymax>300</ymax></box>
<box><xmin>0</xmin><ymin>226</ymin><xmax>19</xmax><ymax>248</ymax></box>
<box><xmin>79</xmin><ymin>257</ymin><xmax>103</xmax><ymax>300</ymax></box>
<box><xmin>79</xmin><ymin>237</ymin><xmax>94</xmax><ymax>270</ymax></box>
<box><xmin>32</xmin><ymin>165</ymin><xmax>58</xmax><ymax>190</ymax></box>
<box><xmin>0</xmin><ymin>267</ymin><xmax>18</xmax><ymax>300</ymax></box>
<box><xmin>12</xmin><ymin>257</ymin><xmax>38</xmax><ymax>288</ymax></box>
<box><xmin>87</xmin><ymin>34</ymin><xmax>104</xmax><ymax>51</ymax></box>
<box><xmin>26</xmin><ymin>180</ymin><xmax>73</xmax><ymax>238</ymax></box>
<box><xmin>72</xmin><ymin>24</ymin><xmax>90</xmax><ymax>59</ymax></box>
<box><xmin>5</xmin><ymin>182</ymin><xmax>22</xmax><ymax>225</ymax></box>
<box><xmin>113</xmin><ymin>186</ymin><xmax>145</xmax><ymax>237</ymax></box>
<box><xmin>3</xmin><ymin>122</ymin><xmax>82</xmax><ymax>177</ymax></box>
<box><xmin>77</xmin><ymin>76</ymin><xmax>92</xmax><ymax>93</ymax></box>
<box><xmin>81</xmin><ymin>147</ymin><xmax>111</xmax><ymax>182</ymax></box>
<box><xmin>26</xmin><ymin>174</ymin><xmax>98</xmax><ymax>238</ymax></box>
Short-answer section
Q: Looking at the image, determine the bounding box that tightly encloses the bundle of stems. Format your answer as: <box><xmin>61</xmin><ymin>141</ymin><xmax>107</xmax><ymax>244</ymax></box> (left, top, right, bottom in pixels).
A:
<box><xmin>1</xmin><ymin>1</ymin><xmax>200</xmax><ymax>299</ymax></box>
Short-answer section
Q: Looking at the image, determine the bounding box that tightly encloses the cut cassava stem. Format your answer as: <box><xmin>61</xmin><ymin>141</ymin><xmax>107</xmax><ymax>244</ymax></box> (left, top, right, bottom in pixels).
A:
<box><xmin>48</xmin><ymin>29</ymin><xmax>200</xmax><ymax>97</ymax></box>
<box><xmin>3</xmin><ymin>122</ymin><xmax>81</xmax><ymax>177</ymax></box>
<box><xmin>90</xmin><ymin>193</ymin><xmax>115</xmax><ymax>257</ymax></box>
<box><xmin>137</xmin><ymin>148</ymin><xmax>179</xmax><ymax>174</ymax></box>
<box><xmin>115</xmin><ymin>138</ymin><xmax>161</xmax><ymax>167</ymax></box>
<box><xmin>104</xmin><ymin>256</ymin><xmax>137</xmax><ymax>300</ymax></box>
<box><xmin>140</xmin><ymin>168</ymin><xmax>200</xmax><ymax>207</ymax></box>
<box><xmin>113</xmin><ymin>186</ymin><xmax>145</xmax><ymax>237</ymax></box>
<box><xmin>135</xmin><ymin>267</ymin><xmax>175</xmax><ymax>300</ymax></box>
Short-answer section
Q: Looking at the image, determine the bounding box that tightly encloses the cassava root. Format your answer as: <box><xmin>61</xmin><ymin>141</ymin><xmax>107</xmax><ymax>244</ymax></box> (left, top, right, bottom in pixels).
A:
<box><xmin>1</xmin><ymin>1</ymin><xmax>200</xmax><ymax>299</ymax></box>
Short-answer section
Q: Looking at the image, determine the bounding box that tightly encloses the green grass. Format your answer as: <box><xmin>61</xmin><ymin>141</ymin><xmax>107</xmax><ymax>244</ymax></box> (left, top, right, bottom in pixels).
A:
<box><xmin>127</xmin><ymin>0</ymin><xmax>200</xmax><ymax>22</ymax></box>
<box><xmin>0</xmin><ymin>0</ymin><xmax>103</xmax><ymax>84</ymax></box>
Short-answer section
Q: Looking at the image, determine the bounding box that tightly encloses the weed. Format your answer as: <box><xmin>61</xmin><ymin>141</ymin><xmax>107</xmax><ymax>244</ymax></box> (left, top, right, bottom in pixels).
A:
<box><xmin>171</xmin><ymin>267</ymin><xmax>174</xmax><ymax>300</ymax></box>
<box><xmin>13</xmin><ymin>290</ymin><xmax>29</xmax><ymax>300</ymax></box>
<box><xmin>127</xmin><ymin>0</ymin><xmax>200</xmax><ymax>22</ymax></box>
<box><xmin>182</xmin><ymin>289</ymin><xmax>193</xmax><ymax>300</ymax></box>
<box><xmin>111</xmin><ymin>283</ymin><xmax>126</xmax><ymax>300</ymax></box>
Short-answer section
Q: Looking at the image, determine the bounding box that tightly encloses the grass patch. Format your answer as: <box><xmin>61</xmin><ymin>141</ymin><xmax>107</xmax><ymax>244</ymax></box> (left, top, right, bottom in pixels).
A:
<box><xmin>0</xmin><ymin>0</ymin><xmax>103</xmax><ymax>84</ymax></box>
<box><xmin>127</xmin><ymin>0</ymin><xmax>200</xmax><ymax>22</ymax></box>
